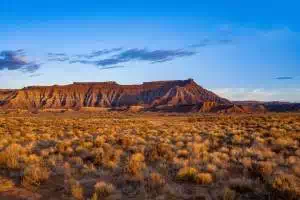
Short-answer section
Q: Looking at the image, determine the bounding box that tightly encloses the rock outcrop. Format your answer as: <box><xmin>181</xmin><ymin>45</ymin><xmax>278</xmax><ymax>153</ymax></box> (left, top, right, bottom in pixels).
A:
<box><xmin>1</xmin><ymin>80</ymin><xmax>299</xmax><ymax>113</ymax></box>
<box><xmin>0</xmin><ymin>79</ymin><xmax>230</xmax><ymax>110</ymax></box>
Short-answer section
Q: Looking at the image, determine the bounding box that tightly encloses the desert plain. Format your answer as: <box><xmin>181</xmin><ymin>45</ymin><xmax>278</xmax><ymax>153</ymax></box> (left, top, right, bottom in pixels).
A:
<box><xmin>0</xmin><ymin>110</ymin><xmax>299</xmax><ymax>200</ymax></box>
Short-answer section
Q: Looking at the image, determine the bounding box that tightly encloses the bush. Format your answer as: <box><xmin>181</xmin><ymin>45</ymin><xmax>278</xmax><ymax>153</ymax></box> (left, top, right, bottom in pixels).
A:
<box><xmin>271</xmin><ymin>174</ymin><xmax>299</xmax><ymax>199</ymax></box>
<box><xmin>93</xmin><ymin>181</ymin><xmax>115</xmax><ymax>198</ymax></box>
<box><xmin>0</xmin><ymin>176</ymin><xmax>14</xmax><ymax>192</ymax></box>
<box><xmin>22</xmin><ymin>164</ymin><xmax>50</xmax><ymax>189</ymax></box>
<box><xmin>126</xmin><ymin>153</ymin><xmax>146</xmax><ymax>177</ymax></box>
<box><xmin>145</xmin><ymin>172</ymin><xmax>165</xmax><ymax>193</ymax></box>
<box><xmin>71</xmin><ymin>181</ymin><xmax>84</xmax><ymax>200</ymax></box>
<box><xmin>0</xmin><ymin>143</ymin><xmax>25</xmax><ymax>169</ymax></box>
<box><xmin>196</xmin><ymin>173</ymin><xmax>213</xmax><ymax>185</ymax></box>
<box><xmin>176</xmin><ymin>167</ymin><xmax>198</xmax><ymax>182</ymax></box>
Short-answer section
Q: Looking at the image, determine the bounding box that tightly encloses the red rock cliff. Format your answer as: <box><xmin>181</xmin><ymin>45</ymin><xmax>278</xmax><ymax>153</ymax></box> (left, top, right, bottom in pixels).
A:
<box><xmin>0</xmin><ymin>79</ymin><xmax>230</xmax><ymax>109</ymax></box>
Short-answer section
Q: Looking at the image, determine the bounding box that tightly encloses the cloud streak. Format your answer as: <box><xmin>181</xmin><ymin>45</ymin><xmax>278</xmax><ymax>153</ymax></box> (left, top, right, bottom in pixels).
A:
<box><xmin>0</xmin><ymin>50</ymin><xmax>41</xmax><ymax>73</ymax></box>
<box><xmin>188</xmin><ymin>39</ymin><xmax>233</xmax><ymax>48</ymax></box>
<box><xmin>28</xmin><ymin>73</ymin><xmax>43</xmax><ymax>78</ymax></box>
<box><xmin>48</xmin><ymin>53</ymin><xmax>69</xmax><ymax>62</ymax></box>
<box><xmin>275</xmin><ymin>76</ymin><xmax>294</xmax><ymax>80</ymax></box>
<box><xmin>71</xmin><ymin>48</ymin><xmax>197</xmax><ymax>68</ymax></box>
<box><xmin>98</xmin><ymin>66</ymin><xmax>125</xmax><ymax>70</ymax></box>
<box><xmin>47</xmin><ymin>39</ymin><xmax>233</xmax><ymax>70</ymax></box>
<box><xmin>75</xmin><ymin>48</ymin><xmax>123</xmax><ymax>59</ymax></box>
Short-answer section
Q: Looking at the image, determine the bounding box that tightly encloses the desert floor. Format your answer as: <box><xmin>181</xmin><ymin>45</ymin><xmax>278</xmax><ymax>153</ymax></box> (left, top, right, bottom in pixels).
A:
<box><xmin>0</xmin><ymin>111</ymin><xmax>299</xmax><ymax>200</ymax></box>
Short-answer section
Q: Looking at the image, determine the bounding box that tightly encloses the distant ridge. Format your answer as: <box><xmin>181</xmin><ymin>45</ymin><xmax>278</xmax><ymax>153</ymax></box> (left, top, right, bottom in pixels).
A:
<box><xmin>0</xmin><ymin>79</ymin><xmax>299</xmax><ymax>113</ymax></box>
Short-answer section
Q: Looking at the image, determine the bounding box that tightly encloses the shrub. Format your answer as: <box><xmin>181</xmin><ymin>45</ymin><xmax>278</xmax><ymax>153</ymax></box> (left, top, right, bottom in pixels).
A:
<box><xmin>22</xmin><ymin>164</ymin><xmax>50</xmax><ymax>189</ymax></box>
<box><xmin>176</xmin><ymin>167</ymin><xmax>198</xmax><ymax>182</ymax></box>
<box><xmin>93</xmin><ymin>181</ymin><xmax>115</xmax><ymax>198</ymax></box>
<box><xmin>271</xmin><ymin>174</ymin><xmax>299</xmax><ymax>199</ymax></box>
<box><xmin>0</xmin><ymin>143</ymin><xmax>25</xmax><ymax>169</ymax></box>
<box><xmin>71</xmin><ymin>181</ymin><xmax>84</xmax><ymax>200</ymax></box>
<box><xmin>126</xmin><ymin>153</ymin><xmax>146</xmax><ymax>177</ymax></box>
<box><xmin>196</xmin><ymin>173</ymin><xmax>213</xmax><ymax>185</ymax></box>
<box><xmin>206</xmin><ymin>163</ymin><xmax>217</xmax><ymax>173</ymax></box>
<box><xmin>0</xmin><ymin>176</ymin><xmax>14</xmax><ymax>192</ymax></box>
<box><xmin>93</xmin><ymin>146</ymin><xmax>122</xmax><ymax>169</ymax></box>
<box><xmin>292</xmin><ymin>165</ymin><xmax>300</xmax><ymax>177</ymax></box>
<box><xmin>256</xmin><ymin>161</ymin><xmax>274</xmax><ymax>178</ymax></box>
<box><xmin>145</xmin><ymin>143</ymin><xmax>174</xmax><ymax>162</ymax></box>
<box><xmin>145</xmin><ymin>172</ymin><xmax>165</xmax><ymax>192</ymax></box>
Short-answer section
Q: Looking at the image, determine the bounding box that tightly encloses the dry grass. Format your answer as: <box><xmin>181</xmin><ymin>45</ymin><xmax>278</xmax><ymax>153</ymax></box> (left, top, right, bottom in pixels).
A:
<box><xmin>0</xmin><ymin>176</ymin><xmax>15</xmax><ymax>192</ymax></box>
<box><xmin>0</xmin><ymin>111</ymin><xmax>299</xmax><ymax>199</ymax></box>
<box><xmin>176</xmin><ymin>167</ymin><xmax>199</xmax><ymax>182</ymax></box>
<box><xmin>22</xmin><ymin>164</ymin><xmax>50</xmax><ymax>189</ymax></box>
<box><xmin>93</xmin><ymin>181</ymin><xmax>115</xmax><ymax>198</ymax></box>
<box><xmin>70</xmin><ymin>181</ymin><xmax>84</xmax><ymax>200</ymax></box>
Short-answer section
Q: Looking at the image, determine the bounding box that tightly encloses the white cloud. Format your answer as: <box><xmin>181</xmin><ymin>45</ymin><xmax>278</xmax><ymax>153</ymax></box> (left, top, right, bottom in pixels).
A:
<box><xmin>212</xmin><ymin>88</ymin><xmax>300</xmax><ymax>103</ymax></box>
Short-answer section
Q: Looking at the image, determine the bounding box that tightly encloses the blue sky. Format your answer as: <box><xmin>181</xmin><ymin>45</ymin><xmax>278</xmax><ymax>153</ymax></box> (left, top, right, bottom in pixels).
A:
<box><xmin>0</xmin><ymin>0</ymin><xmax>299</xmax><ymax>102</ymax></box>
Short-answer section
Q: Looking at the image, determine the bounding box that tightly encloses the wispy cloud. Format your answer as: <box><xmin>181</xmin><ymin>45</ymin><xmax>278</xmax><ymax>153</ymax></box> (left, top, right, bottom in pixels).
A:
<box><xmin>75</xmin><ymin>48</ymin><xmax>123</xmax><ymax>59</ymax></box>
<box><xmin>188</xmin><ymin>38</ymin><xmax>233</xmax><ymax>48</ymax></box>
<box><xmin>0</xmin><ymin>50</ymin><xmax>41</xmax><ymax>73</ymax></box>
<box><xmin>99</xmin><ymin>66</ymin><xmax>125</xmax><ymax>70</ymax></box>
<box><xmin>46</xmin><ymin>37</ymin><xmax>233</xmax><ymax>70</ymax></box>
<box><xmin>48</xmin><ymin>53</ymin><xmax>69</xmax><ymax>62</ymax></box>
<box><xmin>188</xmin><ymin>39</ymin><xmax>212</xmax><ymax>48</ymax></box>
<box><xmin>71</xmin><ymin>48</ymin><xmax>197</xmax><ymax>68</ymax></box>
<box><xmin>275</xmin><ymin>76</ymin><xmax>294</xmax><ymax>80</ymax></box>
<box><xmin>28</xmin><ymin>73</ymin><xmax>43</xmax><ymax>78</ymax></box>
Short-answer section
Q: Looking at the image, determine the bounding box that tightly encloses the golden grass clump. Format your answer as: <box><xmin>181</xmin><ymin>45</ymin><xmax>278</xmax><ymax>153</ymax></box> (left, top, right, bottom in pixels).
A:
<box><xmin>196</xmin><ymin>172</ymin><xmax>213</xmax><ymax>185</ymax></box>
<box><xmin>22</xmin><ymin>164</ymin><xmax>50</xmax><ymax>189</ymax></box>
<box><xmin>126</xmin><ymin>153</ymin><xmax>146</xmax><ymax>177</ymax></box>
<box><xmin>0</xmin><ymin>143</ymin><xmax>26</xmax><ymax>169</ymax></box>
<box><xmin>0</xmin><ymin>176</ymin><xmax>15</xmax><ymax>192</ymax></box>
<box><xmin>271</xmin><ymin>174</ymin><xmax>299</xmax><ymax>199</ymax></box>
<box><xmin>145</xmin><ymin>172</ymin><xmax>166</xmax><ymax>193</ymax></box>
<box><xmin>70</xmin><ymin>181</ymin><xmax>84</xmax><ymax>200</ymax></box>
<box><xmin>92</xmin><ymin>181</ymin><xmax>115</xmax><ymax>198</ymax></box>
<box><xmin>176</xmin><ymin>167</ymin><xmax>198</xmax><ymax>182</ymax></box>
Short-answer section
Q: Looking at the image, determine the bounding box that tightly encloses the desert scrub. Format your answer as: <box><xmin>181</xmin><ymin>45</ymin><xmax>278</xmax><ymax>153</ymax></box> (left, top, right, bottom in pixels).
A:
<box><xmin>145</xmin><ymin>143</ymin><xmax>174</xmax><ymax>162</ymax></box>
<box><xmin>70</xmin><ymin>180</ymin><xmax>84</xmax><ymax>200</ymax></box>
<box><xmin>93</xmin><ymin>147</ymin><xmax>122</xmax><ymax>169</ymax></box>
<box><xmin>126</xmin><ymin>153</ymin><xmax>146</xmax><ymax>178</ymax></box>
<box><xmin>22</xmin><ymin>164</ymin><xmax>50</xmax><ymax>189</ymax></box>
<box><xmin>271</xmin><ymin>174</ymin><xmax>300</xmax><ymax>199</ymax></box>
<box><xmin>0</xmin><ymin>176</ymin><xmax>14</xmax><ymax>192</ymax></box>
<box><xmin>0</xmin><ymin>112</ymin><xmax>300</xmax><ymax>199</ymax></box>
<box><xmin>145</xmin><ymin>172</ymin><xmax>166</xmax><ymax>193</ymax></box>
<box><xmin>92</xmin><ymin>181</ymin><xmax>115</xmax><ymax>198</ymax></box>
<box><xmin>206</xmin><ymin>163</ymin><xmax>217</xmax><ymax>173</ymax></box>
<box><xmin>176</xmin><ymin>167</ymin><xmax>198</xmax><ymax>182</ymax></box>
<box><xmin>196</xmin><ymin>172</ymin><xmax>213</xmax><ymax>185</ymax></box>
<box><xmin>254</xmin><ymin>161</ymin><xmax>274</xmax><ymax>179</ymax></box>
<box><xmin>0</xmin><ymin>143</ymin><xmax>26</xmax><ymax>169</ymax></box>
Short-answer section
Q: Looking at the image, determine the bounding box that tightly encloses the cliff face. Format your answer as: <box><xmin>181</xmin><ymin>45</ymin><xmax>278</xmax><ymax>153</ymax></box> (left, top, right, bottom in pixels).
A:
<box><xmin>0</xmin><ymin>79</ymin><xmax>230</xmax><ymax>110</ymax></box>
